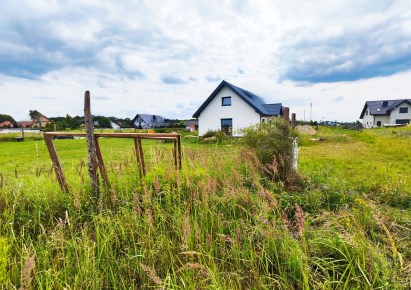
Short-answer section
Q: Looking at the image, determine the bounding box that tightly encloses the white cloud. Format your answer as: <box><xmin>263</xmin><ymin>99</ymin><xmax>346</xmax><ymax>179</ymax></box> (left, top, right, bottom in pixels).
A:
<box><xmin>1</xmin><ymin>0</ymin><xmax>410</xmax><ymax>122</ymax></box>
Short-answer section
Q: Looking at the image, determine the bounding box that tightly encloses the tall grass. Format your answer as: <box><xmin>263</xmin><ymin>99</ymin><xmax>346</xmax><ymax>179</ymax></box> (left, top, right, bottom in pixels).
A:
<box><xmin>0</xmin><ymin>127</ymin><xmax>410</xmax><ymax>288</ymax></box>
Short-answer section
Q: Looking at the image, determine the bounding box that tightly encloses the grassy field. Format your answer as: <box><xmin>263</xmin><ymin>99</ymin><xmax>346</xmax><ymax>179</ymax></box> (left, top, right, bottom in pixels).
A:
<box><xmin>0</xmin><ymin>127</ymin><xmax>410</xmax><ymax>289</ymax></box>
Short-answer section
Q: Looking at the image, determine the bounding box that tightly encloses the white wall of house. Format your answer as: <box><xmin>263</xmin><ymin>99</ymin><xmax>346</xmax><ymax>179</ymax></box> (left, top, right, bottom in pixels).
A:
<box><xmin>374</xmin><ymin>115</ymin><xmax>390</xmax><ymax>127</ymax></box>
<box><xmin>389</xmin><ymin>103</ymin><xmax>411</xmax><ymax>124</ymax></box>
<box><xmin>111</xmin><ymin>122</ymin><xmax>121</xmax><ymax>130</ymax></box>
<box><xmin>198</xmin><ymin>87</ymin><xmax>261</xmax><ymax>136</ymax></box>
<box><xmin>362</xmin><ymin>108</ymin><xmax>374</xmax><ymax>128</ymax></box>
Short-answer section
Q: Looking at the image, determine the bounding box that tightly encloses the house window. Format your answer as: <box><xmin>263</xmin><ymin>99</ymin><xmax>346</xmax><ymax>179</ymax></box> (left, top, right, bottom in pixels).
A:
<box><xmin>365</xmin><ymin>111</ymin><xmax>368</xmax><ymax>116</ymax></box>
<box><xmin>376</xmin><ymin>121</ymin><xmax>381</xmax><ymax>127</ymax></box>
<box><xmin>222</xmin><ymin>97</ymin><xmax>231</xmax><ymax>106</ymax></box>
<box><xmin>399</xmin><ymin>107</ymin><xmax>408</xmax><ymax>114</ymax></box>
<box><xmin>396</xmin><ymin>119</ymin><xmax>410</xmax><ymax>125</ymax></box>
<box><xmin>221</xmin><ymin>118</ymin><xmax>232</xmax><ymax>135</ymax></box>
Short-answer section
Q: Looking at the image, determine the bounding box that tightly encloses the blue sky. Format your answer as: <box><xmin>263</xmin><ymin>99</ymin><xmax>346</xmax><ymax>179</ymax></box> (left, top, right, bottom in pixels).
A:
<box><xmin>1</xmin><ymin>0</ymin><xmax>410</xmax><ymax>121</ymax></box>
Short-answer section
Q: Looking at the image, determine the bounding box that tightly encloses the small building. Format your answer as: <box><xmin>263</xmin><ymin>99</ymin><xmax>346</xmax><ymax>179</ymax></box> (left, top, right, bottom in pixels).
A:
<box><xmin>192</xmin><ymin>80</ymin><xmax>283</xmax><ymax>136</ymax></box>
<box><xmin>18</xmin><ymin>121</ymin><xmax>35</xmax><ymax>128</ymax></box>
<box><xmin>131</xmin><ymin>114</ymin><xmax>165</xmax><ymax>129</ymax></box>
<box><xmin>186</xmin><ymin>120</ymin><xmax>198</xmax><ymax>132</ymax></box>
<box><xmin>30</xmin><ymin>114</ymin><xmax>51</xmax><ymax>129</ymax></box>
<box><xmin>110</xmin><ymin>121</ymin><xmax>122</xmax><ymax>130</ymax></box>
<box><xmin>360</xmin><ymin>99</ymin><xmax>411</xmax><ymax>128</ymax></box>
<box><xmin>0</xmin><ymin>121</ymin><xmax>14</xmax><ymax>128</ymax></box>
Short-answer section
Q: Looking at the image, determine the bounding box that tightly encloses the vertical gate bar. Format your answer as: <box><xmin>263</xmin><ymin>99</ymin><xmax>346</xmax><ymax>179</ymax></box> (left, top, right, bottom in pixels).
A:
<box><xmin>44</xmin><ymin>134</ymin><xmax>70</xmax><ymax>193</ymax></box>
<box><xmin>134</xmin><ymin>138</ymin><xmax>142</xmax><ymax>178</ymax></box>
<box><xmin>94</xmin><ymin>136</ymin><xmax>110</xmax><ymax>188</ymax></box>
<box><xmin>137</xmin><ymin>138</ymin><xmax>146</xmax><ymax>176</ymax></box>
<box><xmin>173</xmin><ymin>139</ymin><xmax>177</xmax><ymax>169</ymax></box>
<box><xmin>177</xmin><ymin>135</ymin><xmax>182</xmax><ymax>170</ymax></box>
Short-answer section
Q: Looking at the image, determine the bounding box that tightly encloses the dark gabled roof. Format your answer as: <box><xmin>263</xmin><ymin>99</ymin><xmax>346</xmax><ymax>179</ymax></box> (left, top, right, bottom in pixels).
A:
<box><xmin>262</xmin><ymin>104</ymin><xmax>283</xmax><ymax>116</ymax></box>
<box><xmin>192</xmin><ymin>80</ymin><xmax>282</xmax><ymax>118</ymax></box>
<box><xmin>360</xmin><ymin>99</ymin><xmax>411</xmax><ymax>118</ymax></box>
<box><xmin>131</xmin><ymin>114</ymin><xmax>165</xmax><ymax>124</ymax></box>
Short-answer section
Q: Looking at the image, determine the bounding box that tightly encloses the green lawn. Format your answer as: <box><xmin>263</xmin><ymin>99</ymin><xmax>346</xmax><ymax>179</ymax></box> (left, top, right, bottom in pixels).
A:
<box><xmin>0</xmin><ymin>127</ymin><xmax>410</xmax><ymax>289</ymax></box>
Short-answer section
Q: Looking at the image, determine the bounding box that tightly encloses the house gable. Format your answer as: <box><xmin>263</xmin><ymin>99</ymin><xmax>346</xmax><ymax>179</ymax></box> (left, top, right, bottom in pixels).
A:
<box><xmin>193</xmin><ymin>80</ymin><xmax>282</xmax><ymax>118</ymax></box>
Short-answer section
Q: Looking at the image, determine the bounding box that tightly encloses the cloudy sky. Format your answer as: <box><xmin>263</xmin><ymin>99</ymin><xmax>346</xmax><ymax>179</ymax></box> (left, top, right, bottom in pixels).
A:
<box><xmin>1</xmin><ymin>0</ymin><xmax>410</xmax><ymax>122</ymax></box>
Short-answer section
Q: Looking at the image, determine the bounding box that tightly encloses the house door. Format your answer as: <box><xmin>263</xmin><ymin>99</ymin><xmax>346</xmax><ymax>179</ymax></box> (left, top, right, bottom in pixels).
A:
<box><xmin>221</xmin><ymin>118</ymin><xmax>232</xmax><ymax>135</ymax></box>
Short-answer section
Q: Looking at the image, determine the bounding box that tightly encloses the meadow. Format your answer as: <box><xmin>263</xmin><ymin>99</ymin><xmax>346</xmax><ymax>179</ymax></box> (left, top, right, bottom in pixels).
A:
<box><xmin>0</xmin><ymin>126</ymin><xmax>410</xmax><ymax>289</ymax></box>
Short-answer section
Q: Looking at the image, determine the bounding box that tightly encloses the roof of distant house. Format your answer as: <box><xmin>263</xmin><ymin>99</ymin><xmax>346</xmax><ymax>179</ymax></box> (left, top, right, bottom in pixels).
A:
<box><xmin>192</xmin><ymin>80</ymin><xmax>282</xmax><ymax>118</ymax></box>
<box><xmin>18</xmin><ymin>120</ymin><xmax>35</xmax><ymax>127</ymax></box>
<box><xmin>186</xmin><ymin>120</ymin><xmax>198</xmax><ymax>126</ymax></box>
<box><xmin>0</xmin><ymin>121</ymin><xmax>13</xmax><ymax>127</ymax></box>
<box><xmin>360</xmin><ymin>99</ymin><xmax>411</xmax><ymax>118</ymax></box>
<box><xmin>131</xmin><ymin>114</ymin><xmax>165</xmax><ymax>125</ymax></box>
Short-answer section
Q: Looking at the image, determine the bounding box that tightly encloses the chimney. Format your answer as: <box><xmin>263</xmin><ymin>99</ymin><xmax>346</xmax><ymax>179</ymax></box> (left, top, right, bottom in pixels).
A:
<box><xmin>283</xmin><ymin>107</ymin><xmax>290</xmax><ymax>122</ymax></box>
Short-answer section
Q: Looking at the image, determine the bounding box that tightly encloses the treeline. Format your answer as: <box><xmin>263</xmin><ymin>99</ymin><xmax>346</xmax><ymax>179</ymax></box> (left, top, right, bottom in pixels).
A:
<box><xmin>46</xmin><ymin>115</ymin><xmax>133</xmax><ymax>131</ymax></box>
<box><xmin>46</xmin><ymin>115</ymin><xmax>186</xmax><ymax>131</ymax></box>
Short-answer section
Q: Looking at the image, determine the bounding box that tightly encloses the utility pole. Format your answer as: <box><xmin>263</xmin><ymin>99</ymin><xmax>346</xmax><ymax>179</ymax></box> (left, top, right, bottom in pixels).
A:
<box><xmin>310</xmin><ymin>102</ymin><xmax>312</xmax><ymax>121</ymax></box>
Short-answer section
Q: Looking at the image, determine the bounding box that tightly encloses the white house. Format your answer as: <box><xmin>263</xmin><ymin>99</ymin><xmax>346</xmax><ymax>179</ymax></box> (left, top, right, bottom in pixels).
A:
<box><xmin>131</xmin><ymin>114</ymin><xmax>165</xmax><ymax>129</ymax></box>
<box><xmin>192</xmin><ymin>80</ymin><xmax>283</xmax><ymax>136</ymax></box>
<box><xmin>110</xmin><ymin>121</ymin><xmax>122</xmax><ymax>130</ymax></box>
<box><xmin>360</xmin><ymin>99</ymin><xmax>411</xmax><ymax>128</ymax></box>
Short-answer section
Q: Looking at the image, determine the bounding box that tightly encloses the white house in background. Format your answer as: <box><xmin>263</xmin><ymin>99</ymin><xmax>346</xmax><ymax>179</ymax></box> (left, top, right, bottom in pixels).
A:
<box><xmin>110</xmin><ymin>121</ymin><xmax>122</xmax><ymax>130</ymax></box>
<box><xmin>360</xmin><ymin>99</ymin><xmax>411</xmax><ymax>128</ymax></box>
<box><xmin>131</xmin><ymin>114</ymin><xmax>165</xmax><ymax>129</ymax></box>
<box><xmin>193</xmin><ymin>80</ymin><xmax>283</xmax><ymax>136</ymax></box>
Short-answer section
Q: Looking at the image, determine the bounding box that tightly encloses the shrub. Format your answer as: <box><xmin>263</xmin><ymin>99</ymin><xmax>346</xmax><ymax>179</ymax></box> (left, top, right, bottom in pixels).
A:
<box><xmin>202</xmin><ymin>130</ymin><xmax>217</xmax><ymax>139</ymax></box>
<box><xmin>242</xmin><ymin>118</ymin><xmax>298</xmax><ymax>184</ymax></box>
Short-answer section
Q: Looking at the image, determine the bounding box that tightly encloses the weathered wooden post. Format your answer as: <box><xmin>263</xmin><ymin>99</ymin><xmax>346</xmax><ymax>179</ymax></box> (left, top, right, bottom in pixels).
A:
<box><xmin>84</xmin><ymin>91</ymin><xmax>100</xmax><ymax>197</ymax></box>
<box><xmin>291</xmin><ymin>113</ymin><xmax>296</xmax><ymax>128</ymax></box>
<box><xmin>44</xmin><ymin>134</ymin><xmax>70</xmax><ymax>193</ymax></box>
<box><xmin>283</xmin><ymin>107</ymin><xmax>290</xmax><ymax>123</ymax></box>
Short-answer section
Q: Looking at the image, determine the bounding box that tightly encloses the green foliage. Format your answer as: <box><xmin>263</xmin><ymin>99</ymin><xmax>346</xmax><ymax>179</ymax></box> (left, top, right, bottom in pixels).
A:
<box><xmin>0</xmin><ymin>237</ymin><xmax>10</xmax><ymax>285</ymax></box>
<box><xmin>97</xmin><ymin>116</ymin><xmax>112</xmax><ymax>128</ymax></box>
<box><xmin>43</xmin><ymin>120</ymin><xmax>55</xmax><ymax>131</ymax></box>
<box><xmin>29</xmin><ymin>110</ymin><xmax>41</xmax><ymax>120</ymax></box>
<box><xmin>243</xmin><ymin>118</ymin><xmax>298</xmax><ymax>183</ymax></box>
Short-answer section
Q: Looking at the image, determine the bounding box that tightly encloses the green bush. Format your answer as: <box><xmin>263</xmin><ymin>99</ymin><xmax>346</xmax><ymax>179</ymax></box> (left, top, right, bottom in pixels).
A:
<box><xmin>242</xmin><ymin>118</ymin><xmax>298</xmax><ymax>184</ymax></box>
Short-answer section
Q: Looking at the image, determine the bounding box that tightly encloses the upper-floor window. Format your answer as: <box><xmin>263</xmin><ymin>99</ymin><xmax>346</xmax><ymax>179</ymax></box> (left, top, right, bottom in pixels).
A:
<box><xmin>222</xmin><ymin>96</ymin><xmax>231</xmax><ymax>106</ymax></box>
<box><xmin>399</xmin><ymin>107</ymin><xmax>408</xmax><ymax>114</ymax></box>
<box><xmin>365</xmin><ymin>111</ymin><xmax>368</xmax><ymax>115</ymax></box>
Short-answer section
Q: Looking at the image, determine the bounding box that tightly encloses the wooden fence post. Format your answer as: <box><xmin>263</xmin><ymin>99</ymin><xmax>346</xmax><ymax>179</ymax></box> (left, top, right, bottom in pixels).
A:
<box><xmin>94</xmin><ymin>136</ymin><xmax>110</xmax><ymax>188</ymax></box>
<box><xmin>291</xmin><ymin>113</ymin><xmax>296</xmax><ymax>128</ymax></box>
<box><xmin>84</xmin><ymin>91</ymin><xmax>100</xmax><ymax>197</ymax></box>
<box><xmin>44</xmin><ymin>134</ymin><xmax>70</xmax><ymax>193</ymax></box>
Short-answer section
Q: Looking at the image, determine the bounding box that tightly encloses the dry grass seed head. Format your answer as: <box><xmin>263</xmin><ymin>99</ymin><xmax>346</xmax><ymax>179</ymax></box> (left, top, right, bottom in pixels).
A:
<box><xmin>153</xmin><ymin>176</ymin><xmax>161</xmax><ymax>194</ymax></box>
<box><xmin>294</xmin><ymin>203</ymin><xmax>305</xmax><ymax>237</ymax></box>
<box><xmin>110</xmin><ymin>188</ymin><xmax>117</xmax><ymax>206</ymax></box>
<box><xmin>19</xmin><ymin>254</ymin><xmax>36</xmax><ymax>290</ymax></box>
<box><xmin>140</xmin><ymin>263</ymin><xmax>163</xmax><ymax>286</ymax></box>
<box><xmin>184</xmin><ymin>263</ymin><xmax>209</xmax><ymax>277</ymax></box>
<box><xmin>181</xmin><ymin>210</ymin><xmax>191</xmax><ymax>250</ymax></box>
<box><xmin>145</xmin><ymin>208</ymin><xmax>154</xmax><ymax>230</ymax></box>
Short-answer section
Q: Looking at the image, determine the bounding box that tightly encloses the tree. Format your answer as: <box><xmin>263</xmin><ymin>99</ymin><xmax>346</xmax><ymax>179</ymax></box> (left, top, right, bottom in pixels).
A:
<box><xmin>98</xmin><ymin>117</ymin><xmax>112</xmax><ymax>128</ymax></box>
<box><xmin>29</xmin><ymin>110</ymin><xmax>41</xmax><ymax>120</ymax></box>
